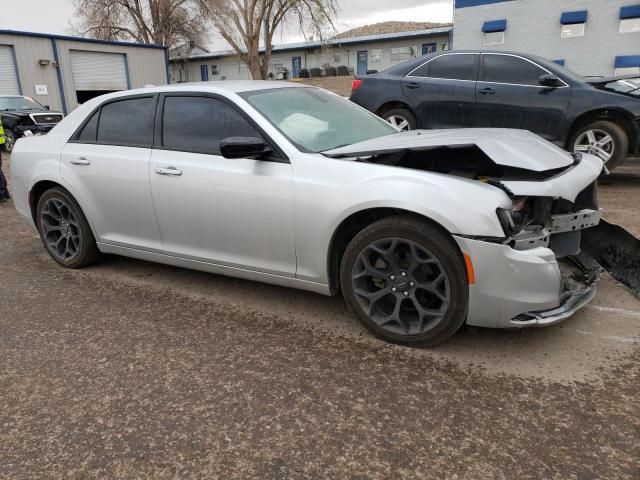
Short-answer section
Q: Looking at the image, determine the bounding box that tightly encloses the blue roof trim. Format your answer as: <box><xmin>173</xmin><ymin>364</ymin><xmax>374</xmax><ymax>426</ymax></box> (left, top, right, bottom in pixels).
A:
<box><xmin>482</xmin><ymin>19</ymin><xmax>507</xmax><ymax>32</ymax></box>
<box><xmin>0</xmin><ymin>29</ymin><xmax>166</xmax><ymax>50</ymax></box>
<box><xmin>456</xmin><ymin>0</ymin><xmax>515</xmax><ymax>8</ymax></box>
<box><xmin>615</xmin><ymin>55</ymin><xmax>640</xmax><ymax>68</ymax></box>
<box><xmin>553</xmin><ymin>59</ymin><xmax>565</xmax><ymax>66</ymax></box>
<box><xmin>560</xmin><ymin>11</ymin><xmax>588</xmax><ymax>25</ymax></box>
<box><xmin>620</xmin><ymin>5</ymin><xmax>640</xmax><ymax>19</ymax></box>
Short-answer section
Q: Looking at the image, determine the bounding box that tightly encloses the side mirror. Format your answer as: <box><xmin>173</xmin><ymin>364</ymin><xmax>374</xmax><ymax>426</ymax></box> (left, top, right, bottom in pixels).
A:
<box><xmin>220</xmin><ymin>136</ymin><xmax>270</xmax><ymax>159</ymax></box>
<box><xmin>539</xmin><ymin>74</ymin><xmax>563</xmax><ymax>88</ymax></box>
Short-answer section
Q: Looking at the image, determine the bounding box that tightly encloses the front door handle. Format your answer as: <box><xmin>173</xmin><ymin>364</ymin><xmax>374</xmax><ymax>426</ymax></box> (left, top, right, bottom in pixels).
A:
<box><xmin>70</xmin><ymin>157</ymin><xmax>90</xmax><ymax>166</ymax></box>
<box><xmin>479</xmin><ymin>87</ymin><xmax>496</xmax><ymax>95</ymax></box>
<box><xmin>155</xmin><ymin>166</ymin><xmax>182</xmax><ymax>176</ymax></box>
<box><xmin>405</xmin><ymin>82</ymin><xmax>421</xmax><ymax>89</ymax></box>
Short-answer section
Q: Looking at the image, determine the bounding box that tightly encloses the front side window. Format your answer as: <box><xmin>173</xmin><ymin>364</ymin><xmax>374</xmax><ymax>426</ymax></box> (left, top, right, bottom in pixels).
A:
<box><xmin>239</xmin><ymin>87</ymin><xmax>397</xmax><ymax>153</ymax></box>
<box><xmin>484</xmin><ymin>31</ymin><xmax>505</xmax><ymax>45</ymax></box>
<box><xmin>162</xmin><ymin>96</ymin><xmax>261</xmax><ymax>155</ymax></box>
<box><xmin>97</xmin><ymin>97</ymin><xmax>155</xmax><ymax>147</ymax></box>
<box><xmin>561</xmin><ymin>23</ymin><xmax>585</xmax><ymax>38</ymax></box>
<box><xmin>482</xmin><ymin>54</ymin><xmax>548</xmax><ymax>86</ymax></box>
<box><xmin>411</xmin><ymin>54</ymin><xmax>477</xmax><ymax>81</ymax></box>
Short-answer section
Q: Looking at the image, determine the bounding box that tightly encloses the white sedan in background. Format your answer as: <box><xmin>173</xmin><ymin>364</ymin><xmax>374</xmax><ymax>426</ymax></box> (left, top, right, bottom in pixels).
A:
<box><xmin>11</xmin><ymin>82</ymin><xmax>604</xmax><ymax>346</ymax></box>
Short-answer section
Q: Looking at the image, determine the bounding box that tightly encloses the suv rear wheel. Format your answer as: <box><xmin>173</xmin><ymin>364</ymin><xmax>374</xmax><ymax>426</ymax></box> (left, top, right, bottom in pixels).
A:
<box><xmin>570</xmin><ymin>120</ymin><xmax>628</xmax><ymax>171</ymax></box>
<box><xmin>340</xmin><ymin>216</ymin><xmax>468</xmax><ymax>347</ymax></box>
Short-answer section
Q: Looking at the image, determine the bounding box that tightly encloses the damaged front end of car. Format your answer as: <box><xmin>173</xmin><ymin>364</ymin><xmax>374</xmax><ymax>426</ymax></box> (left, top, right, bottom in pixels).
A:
<box><xmin>325</xmin><ymin>129</ymin><xmax>640</xmax><ymax>328</ymax></box>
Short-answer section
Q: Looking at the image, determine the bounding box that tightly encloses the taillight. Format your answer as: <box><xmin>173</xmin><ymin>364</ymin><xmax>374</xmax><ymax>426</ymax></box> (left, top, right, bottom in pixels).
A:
<box><xmin>351</xmin><ymin>79</ymin><xmax>363</xmax><ymax>93</ymax></box>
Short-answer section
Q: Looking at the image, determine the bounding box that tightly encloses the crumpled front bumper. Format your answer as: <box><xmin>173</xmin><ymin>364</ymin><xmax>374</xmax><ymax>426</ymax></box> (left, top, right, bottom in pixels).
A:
<box><xmin>15</xmin><ymin>124</ymin><xmax>56</xmax><ymax>136</ymax></box>
<box><xmin>454</xmin><ymin>236</ymin><xmax>599</xmax><ymax>329</ymax></box>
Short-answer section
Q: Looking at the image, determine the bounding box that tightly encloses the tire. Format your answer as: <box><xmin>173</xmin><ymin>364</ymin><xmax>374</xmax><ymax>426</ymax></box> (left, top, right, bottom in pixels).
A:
<box><xmin>381</xmin><ymin>107</ymin><xmax>417</xmax><ymax>131</ymax></box>
<box><xmin>36</xmin><ymin>187</ymin><xmax>100</xmax><ymax>268</ymax></box>
<box><xmin>340</xmin><ymin>216</ymin><xmax>469</xmax><ymax>347</ymax></box>
<box><xmin>4</xmin><ymin>129</ymin><xmax>16</xmax><ymax>153</ymax></box>
<box><xmin>569</xmin><ymin>120</ymin><xmax>628</xmax><ymax>171</ymax></box>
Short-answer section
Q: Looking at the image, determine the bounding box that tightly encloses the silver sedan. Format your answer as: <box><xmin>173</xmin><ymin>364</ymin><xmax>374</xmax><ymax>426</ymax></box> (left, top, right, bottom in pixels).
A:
<box><xmin>11</xmin><ymin>82</ymin><xmax>604</xmax><ymax>346</ymax></box>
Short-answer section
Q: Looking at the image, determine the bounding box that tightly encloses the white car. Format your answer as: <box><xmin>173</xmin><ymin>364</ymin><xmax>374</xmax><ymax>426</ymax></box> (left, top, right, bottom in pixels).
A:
<box><xmin>11</xmin><ymin>82</ymin><xmax>604</xmax><ymax>346</ymax></box>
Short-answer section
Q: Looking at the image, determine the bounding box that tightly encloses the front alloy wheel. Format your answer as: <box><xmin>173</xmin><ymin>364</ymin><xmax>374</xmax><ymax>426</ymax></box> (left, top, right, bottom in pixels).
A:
<box><xmin>570</xmin><ymin>120</ymin><xmax>628</xmax><ymax>171</ymax></box>
<box><xmin>340</xmin><ymin>216</ymin><xmax>469</xmax><ymax>347</ymax></box>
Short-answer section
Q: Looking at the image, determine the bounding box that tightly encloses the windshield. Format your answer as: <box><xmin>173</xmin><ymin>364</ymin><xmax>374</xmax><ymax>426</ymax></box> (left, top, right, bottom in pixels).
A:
<box><xmin>601</xmin><ymin>78</ymin><xmax>640</xmax><ymax>98</ymax></box>
<box><xmin>239</xmin><ymin>87</ymin><xmax>398</xmax><ymax>153</ymax></box>
<box><xmin>0</xmin><ymin>96</ymin><xmax>46</xmax><ymax>111</ymax></box>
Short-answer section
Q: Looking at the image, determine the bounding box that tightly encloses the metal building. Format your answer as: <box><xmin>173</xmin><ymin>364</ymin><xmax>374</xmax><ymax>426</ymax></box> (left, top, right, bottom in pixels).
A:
<box><xmin>452</xmin><ymin>0</ymin><xmax>640</xmax><ymax>77</ymax></box>
<box><xmin>170</xmin><ymin>26</ymin><xmax>452</xmax><ymax>82</ymax></box>
<box><xmin>0</xmin><ymin>30</ymin><xmax>169</xmax><ymax>113</ymax></box>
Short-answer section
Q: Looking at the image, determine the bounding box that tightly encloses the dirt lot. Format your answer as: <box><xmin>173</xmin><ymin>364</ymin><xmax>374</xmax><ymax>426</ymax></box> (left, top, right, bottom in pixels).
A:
<box><xmin>293</xmin><ymin>76</ymin><xmax>354</xmax><ymax>96</ymax></box>
<box><xmin>1</xmin><ymin>153</ymin><xmax>639</xmax><ymax>479</ymax></box>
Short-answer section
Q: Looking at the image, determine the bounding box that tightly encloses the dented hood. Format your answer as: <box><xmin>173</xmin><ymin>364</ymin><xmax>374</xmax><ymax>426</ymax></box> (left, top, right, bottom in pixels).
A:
<box><xmin>324</xmin><ymin>128</ymin><xmax>574</xmax><ymax>172</ymax></box>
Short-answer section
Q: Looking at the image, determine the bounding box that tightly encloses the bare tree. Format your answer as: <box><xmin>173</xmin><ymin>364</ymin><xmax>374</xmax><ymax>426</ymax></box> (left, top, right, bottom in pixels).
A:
<box><xmin>70</xmin><ymin>0</ymin><xmax>208</xmax><ymax>49</ymax></box>
<box><xmin>199</xmin><ymin>0</ymin><xmax>338</xmax><ymax>79</ymax></box>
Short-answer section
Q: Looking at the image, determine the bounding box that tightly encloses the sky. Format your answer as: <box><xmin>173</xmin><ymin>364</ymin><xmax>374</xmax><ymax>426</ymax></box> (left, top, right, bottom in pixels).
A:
<box><xmin>0</xmin><ymin>0</ymin><xmax>454</xmax><ymax>50</ymax></box>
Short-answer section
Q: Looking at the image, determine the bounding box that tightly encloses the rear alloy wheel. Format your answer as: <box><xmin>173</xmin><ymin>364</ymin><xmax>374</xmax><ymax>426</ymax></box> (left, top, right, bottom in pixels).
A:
<box><xmin>340</xmin><ymin>216</ymin><xmax>468</xmax><ymax>347</ymax></box>
<box><xmin>571</xmin><ymin>121</ymin><xmax>628</xmax><ymax>171</ymax></box>
<box><xmin>382</xmin><ymin>108</ymin><xmax>416</xmax><ymax>132</ymax></box>
<box><xmin>36</xmin><ymin>188</ymin><xmax>100</xmax><ymax>268</ymax></box>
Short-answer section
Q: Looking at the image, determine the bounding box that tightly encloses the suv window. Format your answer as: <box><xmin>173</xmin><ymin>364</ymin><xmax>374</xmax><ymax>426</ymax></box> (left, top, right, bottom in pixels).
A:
<box><xmin>482</xmin><ymin>54</ymin><xmax>548</xmax><ymax>86</ymax></box>
<box><xmin>97</xmin><ymin>97</ymin><xmax>155</xmax><ymax>147</ymax></box>
<box><xmin>162</xmin><ymin>96</ymin><xmax>262</xmax><ymax>155</ymax></box>
<box><xmin>411</xmin><ymin>54</ymin><xmax>477</xmax><ymax>81</ymax></box>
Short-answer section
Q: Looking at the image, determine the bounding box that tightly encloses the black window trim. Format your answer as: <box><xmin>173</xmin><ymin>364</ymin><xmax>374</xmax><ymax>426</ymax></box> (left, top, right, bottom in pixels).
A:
<box><xmin>405</xmin><ymin>52</ymin><xmax>480</xmax><ymax>82</ymax></box>
<box><xmin>69</xmin><ymin>93</ymin><xmax>159</xmax><ymax>148</ymax></box>
<box><xmin>153</xmin><ymin>91</ymin><xmax>289</xmax><ymax>163</ymax></box>
<box><xmin>478</xmin><ymin>53</ymin><xmax>570</xmax><ymax>88</ymax></box>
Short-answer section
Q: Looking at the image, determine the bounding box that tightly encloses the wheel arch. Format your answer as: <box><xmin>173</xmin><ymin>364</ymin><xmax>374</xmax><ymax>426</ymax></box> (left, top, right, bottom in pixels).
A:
<box><xmin>567</xmin><ymin>108</ymin><xmax>638</xmax><ymax>154</ymax></box>
<box><xmin>326</xmin><ymin>207</ymin><xmax>462</xmax><ymax>294</ymax></box>
<box><xmin>375</xmin><ymin>100</ymin><xmax>415</xmax><ymax>118</ymax></box>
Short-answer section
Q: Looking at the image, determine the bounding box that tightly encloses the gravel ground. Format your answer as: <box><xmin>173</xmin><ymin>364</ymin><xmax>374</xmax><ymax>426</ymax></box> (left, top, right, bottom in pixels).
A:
<box><xmin>0</xmin><ymin>154</ymin><xmax>639</xmax><ymax>479</ymax></box>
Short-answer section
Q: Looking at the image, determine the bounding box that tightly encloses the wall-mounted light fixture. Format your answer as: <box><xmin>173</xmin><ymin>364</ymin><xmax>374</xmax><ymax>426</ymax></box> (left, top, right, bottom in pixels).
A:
<box><xmin>38</xmin><ymin>59</ymin><xmax>51</xmax><ymax>66</ymax></box>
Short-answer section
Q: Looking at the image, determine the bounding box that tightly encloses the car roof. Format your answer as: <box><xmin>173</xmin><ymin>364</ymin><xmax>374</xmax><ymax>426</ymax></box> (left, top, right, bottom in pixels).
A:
<box><xmin>119</xmin><ymin>80</ymin><xmax>309</xmax><ymax>96</ymax></box>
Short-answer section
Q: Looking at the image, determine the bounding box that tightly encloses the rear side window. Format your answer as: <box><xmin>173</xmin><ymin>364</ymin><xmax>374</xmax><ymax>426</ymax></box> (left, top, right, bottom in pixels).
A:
<box><xmin>162</xmin><ymin>96</ymin><xmax>262</xmax><ymax>155</ymax></box>
<box><xmin>76</xmin><ymin>110</ymin><xmax>99</xmax><ymax>142</ymax></box>
<box><xmin>96</xmin><ymin>97</ymin><xmax>155</xmax><ymax>147</ymax></box>
<box><xmin>411</xmin><ymin>54</ymin><xmax>477</xmax><ymax>81</ymax></box>
<box><xmin>482</xmin><ymin>54</ymin><xmax>548</xmax><ymax>86</ymax></box>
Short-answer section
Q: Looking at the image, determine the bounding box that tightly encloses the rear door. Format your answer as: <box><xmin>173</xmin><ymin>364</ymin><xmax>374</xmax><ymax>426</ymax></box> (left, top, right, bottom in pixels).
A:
<box><xmin>402</xmin><ymin>53</ymin><xmax>478</xmax><ymax>129</ymax></box>
<box><xmin>474</xmin><ymin>53</ymin><xmax>571</xmax><ymax>140</ymax></box>
<box><xmin>60</xmin><ymin>95</ymin><xmax>162</xmax><ymax>251</ymax></box>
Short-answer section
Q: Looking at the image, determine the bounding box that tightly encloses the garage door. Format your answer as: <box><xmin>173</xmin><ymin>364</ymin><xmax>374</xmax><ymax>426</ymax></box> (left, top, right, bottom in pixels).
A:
<box><xmin>0</xmin><ymin>45</ymin><xmax>20</xmax><ymax>95</ymax></box>
<box><xmin>70</xmin><ymin>51</ymin><xmax>128</xmax><ymax>91</ymax></box>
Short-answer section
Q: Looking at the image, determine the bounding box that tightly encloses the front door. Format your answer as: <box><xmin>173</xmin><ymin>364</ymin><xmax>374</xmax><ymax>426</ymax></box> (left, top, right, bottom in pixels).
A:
<box><xmin>422</xmin><ymin>43</ymin><xmax>437</xmax><ymax>56</ymax></box>
<box><xmin>357</xmin><ymin>50</ymin><xmax>368</xmax><ymax>76</ymax></box>
<box><xmin>403</xmin><ymin>53</ymin><xmax>478</xmax><ymax>129</ymax></box>
<box><xmin>200</xmin><ymin>64</ymin><xmax>209</xmax><ymax>81</ymax></box>
<box><xmin>60</xmin><ymin>95</ymin><xmax>162</xmax><ymax>251</ymax></box>
<box><xmin>149</xmin><ymin>94</ymin><xmax>296</xmax><ymax>276</ymax></box>
<box><xmin>474</xmin><ymin>54</ymin><xmax>571</xmax><ymax>140</ymax></box>
<box><xmin>291</xmin><ymin>56</ymin><xmax>302</xmax><ymax>78</ymax></box>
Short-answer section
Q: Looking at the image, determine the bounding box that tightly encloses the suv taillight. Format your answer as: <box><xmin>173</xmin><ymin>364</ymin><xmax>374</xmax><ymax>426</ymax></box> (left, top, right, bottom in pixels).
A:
<box><xmin>351</xmin><ymin>79</ymin><xmax>363</xmax><ymax>93</ymax></box>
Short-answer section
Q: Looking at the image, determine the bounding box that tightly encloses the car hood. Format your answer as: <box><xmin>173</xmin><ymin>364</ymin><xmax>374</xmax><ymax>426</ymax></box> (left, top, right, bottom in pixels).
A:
<box><xmin>324</xmin><ymin>129</ymin><xmax>574</xmax><ymax>172</ymax></box>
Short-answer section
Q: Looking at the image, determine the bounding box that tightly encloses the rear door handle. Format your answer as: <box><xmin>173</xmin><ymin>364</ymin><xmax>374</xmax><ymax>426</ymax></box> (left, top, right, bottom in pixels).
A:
<box><xmin>479</xmin><ymin>88</ymin><xmax>496</xmax><ymax>95</ymax></box>
<box><xmin>405</xmin><ymin>82</ymin><xmax>421</xmax><ymax>89</ymax></box>
<box><xmin>155</xmin><ymin>166</ymin><xmax>182</xmax><ymax>176</ymax></box>
<box><xmin>70</xmin><ymin>157</ymin><xmax>90</xmax><ymax>166</ymax></box>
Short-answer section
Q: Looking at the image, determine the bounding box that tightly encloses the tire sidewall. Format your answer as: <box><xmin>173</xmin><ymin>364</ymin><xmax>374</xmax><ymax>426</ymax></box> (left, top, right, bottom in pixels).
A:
<box><xmin>36</xmin><ymin>187</ymin><xmax>98</xmax><ymax>268</ymax></box>
<box><xmin>340</xmin><ymin>217</ymin><xmax>468</xmax><ymax>347</ymax></box>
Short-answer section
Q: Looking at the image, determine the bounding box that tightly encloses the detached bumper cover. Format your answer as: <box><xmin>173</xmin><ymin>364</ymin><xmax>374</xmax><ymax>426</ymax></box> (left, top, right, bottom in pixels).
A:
<box><xmin>454</xmin><ymin>236</ymin><xmax>599</xmax><ymax>329</ymax></box>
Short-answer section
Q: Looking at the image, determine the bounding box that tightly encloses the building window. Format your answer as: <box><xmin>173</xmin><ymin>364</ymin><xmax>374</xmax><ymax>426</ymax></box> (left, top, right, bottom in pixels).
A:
<box><xmin>561</xmin><ymin>23</ymin><xmax>585</xmax><ymax>38</ymax></box>
<box><xmin>211</xmin><ymin>64</ymin><xmax>218</xmax><ymax>75</ymax></box>
<box><xmin>391</xmin><ymin>46</ymin><xmax>415</xmax><ymax>62</ymax></box>
<box><xmin>370</xmin><ymin>49</ymin><xmax>382</xmax><ymax>64</ymax></box>
<box><xmin>620</xmin><ymin>18</ymin><xmax>640</xmax><ymax>33</ymax></box>
<box><xmin>620</xmin><ymin>5</ymin><xmax>640</xmax><ymax>33</ymax></box>
<box><xmin>560</xmin><ymin>10</ymin><xmax>587</xmax><ymax>38</ymax></box>
<box><xmin>614</xmin><ymin>55</ymin><xmax>640</xmax><ymax>76</ymax></box>
<box><xmin>332</xmin><ymin>53</ymin><xmax>342</xmax><ymax>63</ymax></box>
<box><xmin>484</xmin><ymin>31</ymin><xmax>505</xmax><ymax>45</ymax></box>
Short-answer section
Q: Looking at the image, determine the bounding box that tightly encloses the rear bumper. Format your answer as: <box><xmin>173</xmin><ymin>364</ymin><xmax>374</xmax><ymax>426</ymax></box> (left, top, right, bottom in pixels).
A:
<box><xmin>454</xmin><ymin>236</ymin><xmax>599</xmax><ymax>329</ymax></box>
